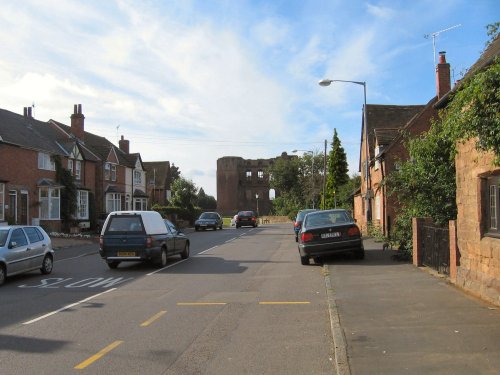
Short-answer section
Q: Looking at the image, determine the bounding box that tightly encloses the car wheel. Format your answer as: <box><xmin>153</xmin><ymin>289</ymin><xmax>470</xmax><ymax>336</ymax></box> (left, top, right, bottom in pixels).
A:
<box><xmin>0</xmin><ymin>264</ymin><xmax>5</xmax><ymax>286</ymax></box>
<box><xmin>213</xmin><ymin>226</ymin><xmax>217</xmax><ymax>231</ymax></box>
<box><xmin>158</xmin><ymin>248</ymin><xmax>168</xmax><ymax>267</ymax></box>
<box><xmin>219</xmin><ymin>225</ymin><xmax>223</xmax><ymax>230</ymax></box>
<box><xmin>40</xmin><ymin>255</ymin><xmax>53</xmax><ymax>275</ymax></box>
<box><xmin>300</xmin><ymin>255</ymin><xmax>309</xmax><ymax>265</ymax></box>
<box><xmin>181</xmin><ymin>243</ymin><xmax>190</xmax><ymax>259</ymax></box>
<box><xmin>353</xmin><ymin>248</ymin><xmax>365</xmax><ymax>259</ymax></box>
<box><xmin>107</xmin><ymin>261</ymin><xmax>120</xmax><ymax>269</ymax></box>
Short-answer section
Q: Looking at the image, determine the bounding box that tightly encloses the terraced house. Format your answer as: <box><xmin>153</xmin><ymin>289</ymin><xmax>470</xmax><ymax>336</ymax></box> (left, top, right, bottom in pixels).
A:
<box><xmin>0</xmin><ymin>104</ymin><xmax>148</xmax><ymax>232</ymax></box>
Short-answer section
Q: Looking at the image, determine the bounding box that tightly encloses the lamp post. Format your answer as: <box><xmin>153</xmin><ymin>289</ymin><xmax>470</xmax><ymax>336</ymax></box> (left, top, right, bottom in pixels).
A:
<box><xmin>255</xmin><ymin>193</ymin><xmax>259</xmax><ymax>216</ymax></box>
<box><xmin>318</xmin><ymin>79</ymin><xmax>371</xmax><ymax>223</ymax></box>
<box><xmin>292</xmin><ymin>149</ymin><xmax>315</xmax><ymax>209</ymax></box>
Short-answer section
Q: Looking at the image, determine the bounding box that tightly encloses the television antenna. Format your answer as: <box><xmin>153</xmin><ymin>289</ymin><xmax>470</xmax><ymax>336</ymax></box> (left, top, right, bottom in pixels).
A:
<box><xmin>424</xmin><ymin>24</ymin><xmax>461</xmax><ymax>66</ymax></box>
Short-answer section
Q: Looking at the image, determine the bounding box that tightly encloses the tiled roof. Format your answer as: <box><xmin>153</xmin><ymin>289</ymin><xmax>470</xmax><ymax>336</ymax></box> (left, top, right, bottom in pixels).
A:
<box><xmin>143</xmin><ymin>161</ymin><xmax>171</xmax><ymax>188</ymax></box>
<box><xmin>0</xmin><ymin>108</ymin><xmax>69</xmax><ymax>156</ymax></box>
<box><xmin>365</xmin><ymin>104</ymin><xmax>425</xmax><ymax>160</ymax></box>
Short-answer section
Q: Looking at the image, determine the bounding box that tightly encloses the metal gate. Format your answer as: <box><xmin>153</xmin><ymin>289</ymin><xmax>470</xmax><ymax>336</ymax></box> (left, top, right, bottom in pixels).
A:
<box><xmin>421</xmin><ymin>224</ymin><xmax>450</xmax><ymax>275</ymax></box>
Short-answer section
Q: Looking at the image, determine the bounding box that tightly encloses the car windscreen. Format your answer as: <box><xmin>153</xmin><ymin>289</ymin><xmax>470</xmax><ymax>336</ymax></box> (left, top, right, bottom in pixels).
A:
<box><xmin>200</xmin><ymin>213</ymin><xmax>217</xmax><ymax>219</ymax></box>
<box><xmin>305</xmin><ymin>211</ymin><xmax>351</xmax><ymax>227</ymax></box>
<box><xmin>105</xmin><ymin>216</ymin><xmax>144</xmax><ymax>233</ymax></box>
<box><xmin>0</xmin><ymin>229</ymin><xmax>8</xmax><ymax>247</ymax></box>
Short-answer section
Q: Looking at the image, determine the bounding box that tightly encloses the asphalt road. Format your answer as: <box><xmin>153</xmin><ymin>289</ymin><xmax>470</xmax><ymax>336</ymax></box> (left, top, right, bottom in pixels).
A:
<box><xmin>0</xmin><ymin>225</ymin><xmax>335</xmax><ymax>375</ymax></box>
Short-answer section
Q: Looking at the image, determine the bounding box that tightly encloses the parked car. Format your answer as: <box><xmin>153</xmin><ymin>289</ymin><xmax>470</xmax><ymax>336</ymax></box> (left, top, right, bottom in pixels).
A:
<box><xmin>235</xmin><ymin>211</ymin><xmax>258</xmax><ymax>228</ymax></box>
<box><xmin>297</xmin><ymin>209</ymin><xmax>364</xmax><ymax>265</ymax></box>
<box><xmin>195</xmin><ymin>212</ymin><xmax>223</xmax><ymax>231</ymax></box>
<box><xmin>293</xmin><ymin>209</ymin><xmax>318</xmax><ymax>242</ymax></box>
<box><xmin>99</xmin><ymin>211</ymin><xmax>190</xmax><ymax>269</ymax></box>
<box><xmin>0</xmin><ymin>225</ymin><xmax>55</xmax><ymax>286</ymax></box>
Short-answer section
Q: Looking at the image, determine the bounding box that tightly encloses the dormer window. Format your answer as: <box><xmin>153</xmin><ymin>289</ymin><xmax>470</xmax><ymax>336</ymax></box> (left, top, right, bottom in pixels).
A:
<box><xmin>75</xmin><ymin>160</ymin><xmax>81</xmax><ymax>180</ymax></box>
<box><xmin>68</xmin><ymin>160</ymin><xmax>73</xmax><ymax>175</ymax></box>
<box><xmin>104</xmin><ymin>163</ymin><xmax>111</xmax><ymax>181</ymax></box>
<box><xmin>134</xmin><ymin>170</ymin><xmax>142</xmax><ymax>184</ymax></box>
<box><xmin>246</xmin><ymin>170</ymin><xmax>252</xmax><ymax>180</ymax></box>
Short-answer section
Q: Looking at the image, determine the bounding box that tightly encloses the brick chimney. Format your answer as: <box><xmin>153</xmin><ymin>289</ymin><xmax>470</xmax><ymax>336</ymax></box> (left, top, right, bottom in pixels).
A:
<box><xmin>70</xmin><ymin>104</ymin><xmax>85</xmax><ymax>141</ymax></box>
<box><xmin>119</xmin><ymin>135</ymin><xmax>130</xmax><ymax>154</ymax></box>
<box><xmin>436</xmin><ymin>51</ymin><xmax>451</xmax><ymax>100</ymax></box>
<box><xmin>23</xmin><ymin>107</ymin><xmax>33</xmax><ymax>118</ymax></box>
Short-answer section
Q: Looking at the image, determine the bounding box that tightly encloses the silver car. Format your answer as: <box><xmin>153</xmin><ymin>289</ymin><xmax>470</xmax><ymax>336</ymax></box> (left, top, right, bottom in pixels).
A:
<box><xmin>0</xmin><ymin>225</ymin><xmax>55</xmax><ymax>286</ymax></box>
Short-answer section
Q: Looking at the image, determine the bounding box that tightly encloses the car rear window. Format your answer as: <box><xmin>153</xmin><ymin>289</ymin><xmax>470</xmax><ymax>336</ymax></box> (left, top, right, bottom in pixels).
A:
<box><xmin>24</xmin><ymin>227</ymin><xmax>44</xmax><ymax>243</ymax></box>
<box><xmin>305</xmin><ymin>211</ymin><xmax>351</xmax><ymax>226</ymax></box>
<box><xmin>239</xmin><ymin>211</ymin><xmax>254</xmax><ymax>217</ymax></box>
<box><xmin>106</xmin><ymin>216</ymin><xmax>144</xmax><ymax>233</ymax></box>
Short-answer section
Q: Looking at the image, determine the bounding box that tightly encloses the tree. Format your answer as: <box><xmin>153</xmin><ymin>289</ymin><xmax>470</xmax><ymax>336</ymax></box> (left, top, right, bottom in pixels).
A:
<box><xmin>197</xmin><ymin>187</ymin><xmax>217</xmax><ymax>209</ymax></box>
<box><xmin>170</xmin><ymin>177</ymin><xmax>197</xmax><ymax>210</ymax></box>
<box><xmin>323</xmin><ymin>129</ymin><xmax>349</xmax><ymax>209</ymax></box>
<box><xmin>170</xmin><ymin>163</ymin><xmax>181</xmax><ymax>182</ymax></box>
<box><xmin>55</xmin><ymin>156</ymin><xmax>77</xmax><ymax>230</ymax></box>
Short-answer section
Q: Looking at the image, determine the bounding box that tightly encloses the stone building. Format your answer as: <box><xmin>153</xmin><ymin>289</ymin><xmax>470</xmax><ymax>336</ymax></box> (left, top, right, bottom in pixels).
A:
<box><xmin>216</xmin><ymin>153</ymin><xmax>292</xmax><ymax>216</ymax></box>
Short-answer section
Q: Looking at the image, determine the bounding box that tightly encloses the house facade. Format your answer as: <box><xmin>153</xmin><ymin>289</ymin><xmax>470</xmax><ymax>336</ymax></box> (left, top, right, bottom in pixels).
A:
<box><xmin>143</xmin><ymin>161</ymin><xmax>172</xmax><ymax>207</ymax></box>
<box><xmin>0</xmin><ymin>104</ymin><xmax>148</xmax><ymax>232</ymax></box>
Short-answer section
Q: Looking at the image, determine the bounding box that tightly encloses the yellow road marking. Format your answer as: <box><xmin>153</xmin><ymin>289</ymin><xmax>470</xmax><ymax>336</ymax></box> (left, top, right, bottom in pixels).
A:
<box><xmin>177</xmin><ymin>302</ymin><xmax>227</xmax><ymax>306</ymax></box>
<box><xmin>140</xmin><ymin>310</ymin><xmax>167</xmax><ymax>327</ymax></box>
<box><xmin>74</xmin><ymin>340</ymin><xmax>124</xmax><ymax>370</ymax></box>
<box><xmin>259</xmin><ymin>302</ymin><xmax>311</xmax><ymax>305</ymax></box>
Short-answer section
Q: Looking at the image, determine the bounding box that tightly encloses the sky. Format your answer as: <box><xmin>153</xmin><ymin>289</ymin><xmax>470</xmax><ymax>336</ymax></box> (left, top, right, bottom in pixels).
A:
<box><xmin>0</xmin><ymin>0</ymin><xmax>498</xmax><ymax>197</ymax></box>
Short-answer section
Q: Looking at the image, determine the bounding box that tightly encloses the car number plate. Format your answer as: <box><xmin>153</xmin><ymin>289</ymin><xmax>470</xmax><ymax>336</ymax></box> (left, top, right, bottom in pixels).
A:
<box><xmin>117</xmin><ymin>251</ymin><xmax>136</xmax><ymax>256</ymax></box>
<box><xmin>321</xmin><ymin>232</ymin><xmax>341</xmax><ymax>239</ymax></box>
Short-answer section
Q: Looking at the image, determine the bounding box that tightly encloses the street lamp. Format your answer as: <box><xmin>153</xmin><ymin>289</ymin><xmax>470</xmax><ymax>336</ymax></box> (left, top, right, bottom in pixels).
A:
<box><xmin>292</xmin><ymin>149</ymin><xmax>315</xmax><ymax>209</ymax></box>
<box><xmin>318</xmin><ymin>79</ymin><xmax>372</xmax><ymax>223</ymax></box>
<box><xmin>255</xmin><ymin>193</ymin><xmax>259</xmax><ymax>216</ymax></box>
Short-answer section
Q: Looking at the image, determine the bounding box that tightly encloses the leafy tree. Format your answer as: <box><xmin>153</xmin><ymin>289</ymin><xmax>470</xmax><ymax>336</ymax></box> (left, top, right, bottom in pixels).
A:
<box><xmin>197</xmin><ymin>187</ymin><xmax>217</xmax><ymax>209</ymax></box>
<box><xmin>335</xmin><ymin>174</ymin><xmax>360</xmax><ymax>212</ymax></box>
<box><xmin>170</xmin><ymin>177</ymin><xmax>197</xmax><ymax>210</ymax></box>
<box><xmin>170</xmin><ymin>163</ymin><xmax>181</xmax><ymax>182</ymax></box>
<box><xmin>55</xmin><ymin>156</ymin><xmax>77</xmax><ymax>229</ymax></box>
<box><xmin>323</xmin><ymin>129</ymin><xmax>349</xmax><ymax>209</ymax></box>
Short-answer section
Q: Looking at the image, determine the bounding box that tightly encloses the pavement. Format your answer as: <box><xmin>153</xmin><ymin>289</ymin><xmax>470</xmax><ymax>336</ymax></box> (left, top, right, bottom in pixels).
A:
<box><xmin>326</xmin><ymin>237</ymin><xmax>500</xmax><ymax>375</ymax></box>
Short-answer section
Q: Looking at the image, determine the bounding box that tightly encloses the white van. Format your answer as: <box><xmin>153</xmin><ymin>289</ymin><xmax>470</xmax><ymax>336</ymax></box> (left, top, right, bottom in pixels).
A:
<box><xmin>99</xmin><ymin>211</ymin><xmax>190</xmax><ymax>269</ymax></box>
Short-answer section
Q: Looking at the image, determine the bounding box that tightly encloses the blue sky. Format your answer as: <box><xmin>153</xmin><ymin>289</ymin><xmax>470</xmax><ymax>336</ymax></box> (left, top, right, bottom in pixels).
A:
<box><xmin>0</xmin><ymin>0</ymin><xmax>497</xmax><ymax>197</ymax></box>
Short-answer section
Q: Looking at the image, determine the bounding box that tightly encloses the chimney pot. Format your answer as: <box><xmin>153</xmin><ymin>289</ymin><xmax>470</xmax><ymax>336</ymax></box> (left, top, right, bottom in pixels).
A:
<box><xmin>70</xmin><ymin>104</ymin><xmax>85</xmax><ymax>141</ymax></box>
<box><xmin>438</xmin><ymin>51</ymin><xmax>446</xmax><ymax>64</ymax></box>
<box><xmin>436</xmin><ymin>51</ymin><xmax>451</xmax><ymax>99</ymax></box>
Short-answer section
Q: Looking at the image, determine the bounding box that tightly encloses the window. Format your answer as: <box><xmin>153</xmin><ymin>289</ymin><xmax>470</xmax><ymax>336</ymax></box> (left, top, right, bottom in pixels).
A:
<box><xmin>106</xmin><ymin>193</ymin><xmax>121</xmax><ymax>213</ymax></box>
<box><xmin>0</xmin><ymin>183</ymin><xmax>4</xmax><ymax>221</ymax></box>
<box><xmin>75</xmin><ymin>161</ymin><xmax>81</xmax><ymax>180</ymax></box>
<box><xmin>68</xmin><ymin>160</ymin><xmax>74</xmax><ymax>175</ymax></box>
<box><xmin>77</xmin><ymin>190</ymin><xmax>89</xmax><ymax>220</ymax></box>
<box><xmin>134</xmin><ymin>170</ymin><xmax>142</xmax><ymax>184</ymax></box>
<box><xmin>134</xmin><ymin>198</ymin><xmax>147</xmax><ymax>210</ymax></box>
<box><xmin>39</xmin><ymin>187</ymin><xmax>60</xmax><ymax>220</ymax></box>
<box><xmin>104</xmin><ymin>163</ymin><xmax>111</xmax><ymax>181</ymax></box>
<box><xmin>258</xmin><ymin>170</ymin><xmax>264</xmax><ymax>180</ymax></box>
<box><xmin>375</xmin><ymin>195</ymin><xmax>381</xmax><ymax>220</ymax></box>
<box><xmin>111</xmin><ymin>165</ymin><xmax>117</xmax><ymax>181</ymax></box>
<box><xmin>38</xmin><ymin>152</ymin><xmax>55</xmax><ymax>171</ymax></box>
<box><xmin>24</xmin><ymin>227</ymin><xmax>44</xmax><ymax>243</ymax></box>
<box><xmin>486</xmin><ymin>176</ymin><xmax>499</xmax><ymax>236</ymax></box>
<box><xmin>10</xmin><ymin>228</ymin><xmax>28</xmax><ymax>247</ymax></box>
<box><xmin>246</xmin><ymin>170</ymin><xmax>252</xmax><ymax>180</ymax></box>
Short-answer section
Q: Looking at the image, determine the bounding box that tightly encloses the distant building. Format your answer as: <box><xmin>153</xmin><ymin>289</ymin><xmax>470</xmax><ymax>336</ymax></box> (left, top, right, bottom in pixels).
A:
<box><xmin>143</xmin><ymin>161</ymin><xmax>172</xmax><ymax>207</ymax></box>
<box><xmin>216</xmin><ymin>153</ymin><xmax>292</xmax><ymax>216</ymax></box>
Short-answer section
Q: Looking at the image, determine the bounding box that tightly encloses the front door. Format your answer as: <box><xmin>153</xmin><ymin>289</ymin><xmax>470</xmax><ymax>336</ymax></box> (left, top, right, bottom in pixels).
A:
<box><xmin>9</xmin><ymin>191</ymin><xmax>17</xmax><ymax>224</ymax></box>
<box><xmin>20</xmin><ymin>192</ymin><xmax>28</xmax><ymax>225</ymax></box>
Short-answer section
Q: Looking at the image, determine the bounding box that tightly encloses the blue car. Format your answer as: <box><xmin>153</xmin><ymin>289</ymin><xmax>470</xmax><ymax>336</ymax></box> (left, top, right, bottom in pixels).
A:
<box><xmin>293</xmin><ymin>209</ymin><xmax>318</xmax><ymax>242</ymax></box>
<box><xmin>195</xmin><ymin>212</ymin><xmax>223</xmax><ymax>231</ymax></box>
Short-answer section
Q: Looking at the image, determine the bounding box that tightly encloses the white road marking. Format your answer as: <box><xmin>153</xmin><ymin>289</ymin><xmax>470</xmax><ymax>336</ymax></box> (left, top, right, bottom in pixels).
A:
<box><xmin>22</xmin><ymin>288</ymin><xmax>117</xmax><ymax>325</ymax></box>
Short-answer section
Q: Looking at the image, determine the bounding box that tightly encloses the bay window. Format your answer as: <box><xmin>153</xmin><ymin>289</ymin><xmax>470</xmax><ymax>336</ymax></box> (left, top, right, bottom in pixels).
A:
<box><xmin>39</xmin><ymin>187</ymin><xmax>60</xmax><ymax>220</ymax></box>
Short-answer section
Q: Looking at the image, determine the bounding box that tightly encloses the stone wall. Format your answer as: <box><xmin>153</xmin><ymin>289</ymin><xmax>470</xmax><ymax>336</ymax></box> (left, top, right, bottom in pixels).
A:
<box><xmin>455</xmin><ymin>139</ymin><xmax>499</xmax><ymax>306</ymax></box>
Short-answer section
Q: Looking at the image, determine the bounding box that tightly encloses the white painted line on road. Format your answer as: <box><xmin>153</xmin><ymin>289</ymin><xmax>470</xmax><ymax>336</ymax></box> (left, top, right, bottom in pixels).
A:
<box><xmin>198</xmin><ymin>245</ymin><xmax>218</xmax><ymax>255</ymax></box>
<box><xmin>22</xmin><ymin>288</ymin><xmax>117</xmax><ymax>325</ymax></box>
<box><xmin>55</xmin><ymin>252</ymin><xmax>95</xmax><ymax>262</ymax></box>
<box><xmin>146</xmin><ymin>258</ymin><xmax>189</xmax><ymax>276</ymax></box>
<box><xmin>225</xmin><ymin>238</ymin><xmax>235</xmax><ymax>243</ymax></box>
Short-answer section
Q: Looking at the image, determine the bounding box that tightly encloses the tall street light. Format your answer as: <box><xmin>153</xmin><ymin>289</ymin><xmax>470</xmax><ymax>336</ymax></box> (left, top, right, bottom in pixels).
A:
<box><xmin>318</xmin><ymin>79</ymin><xmax>372</xmax><ymax>223</ymax></box>
<box><xmin>292</xmin><ymin>149</ymin><xmax>315</xmax><ymax>209</ymax></box>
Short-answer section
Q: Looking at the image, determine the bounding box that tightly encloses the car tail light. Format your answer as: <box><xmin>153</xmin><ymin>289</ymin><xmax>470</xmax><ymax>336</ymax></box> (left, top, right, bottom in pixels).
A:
<box><xmin>146</xmin><ymin>236</ymin><xmax>152</xmax><ymax>248</ymax></box>
<box><xmin>347</xmin><ymin>226</ymin><xmax>360</xmax><ymax>237</ymax></box>
<box><xmin>252</xmin><ymin>217</ymin><xmax>256</xmax><ymax>222</ymax></box>
<box><xmin>301</xmin><ymin>232</ymin><xmax>314</xmax><ymax>242</ymax></box>
<box><xmin>294</xmin><ymin>221</ymin><xmax>299</xmax><ymax>228</ymax></box>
